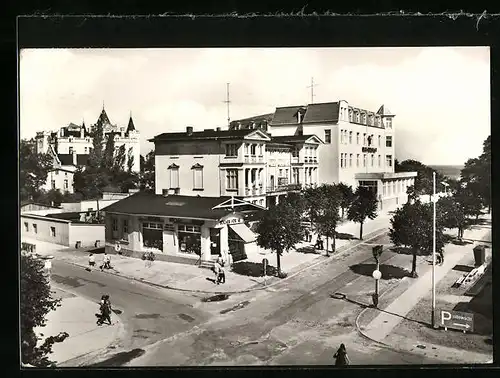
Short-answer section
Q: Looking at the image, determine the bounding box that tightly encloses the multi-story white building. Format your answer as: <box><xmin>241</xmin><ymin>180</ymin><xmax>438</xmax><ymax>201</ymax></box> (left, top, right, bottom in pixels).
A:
<box><xmin>35</xmin><ymin>106</ymin><xmax>141</xmax><ymax>176</ymax></box>
<box><xmin>230</xmin><ymin>100</ymin><xmax>417</xmax><ymax>209</ymax></box>
<box><xmin>151</xmin><ymin>126</ymin><xmax>322</xmax><ymax>207</ymax></box>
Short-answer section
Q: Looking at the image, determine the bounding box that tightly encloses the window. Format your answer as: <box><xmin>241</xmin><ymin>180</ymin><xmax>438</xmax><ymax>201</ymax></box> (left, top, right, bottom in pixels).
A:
<box><xmin>192</xmin><ymin>164</ymin><xmax>203</xmax><ymax>190</ymax></box>
<box><xmin>64</xmin><ymin>179</ymin><xmax>68</xmax><ymax>190</ymax></box>
<box><xmin>24</xmin><ymin>222</ymin><xmax>29</xmax><ymax>232</ymax></box>
<box><xmin>356</xmin><ymin>154</ymin><xmax>360</xmax><ymax>167</ymax></box>
<box><xmin>89</xmin><ymin>147</ymin><xmax>93</xmax><ymax>153</ymax></box>
<box><xmin>386</xmin><ymin>118</ymin><xmax>392</xmax><ymax>128</ymax></box>
<box><xmin>244</xmin><ymin>144</ymin><xmax>249</xmax><ymax>155</ymax></box>
<box><xmin>259</xmin><ymin>199</ymin><xmax>264</xmax><ymax>206</ymax></box>
<box><xmin>362</xmin><ymin>114</ymin><xmax>366</xmax><ymax>124</ymax></box>
<box><xmin>225</xmin><ymin>143</ymin><xmax>238</xmax><ymax>157</ymax></box>
<box><xmin>55</xmin><ymin>171</ymin><xmax>59</xmax><ymax>176</ymax></box>
<box><xmin>84</xmin><ymin>147</ymin><xmax>88</xmax><ymax>153</ymax></box>
<box><xmin>226</xmin><ymin>169</ymin><xmax>238</xmax><ymax>190</ymax></box>
<box><xmin>349</xmin><ymin>131</ymin><xmax>352</xmax><ymax>144</ymax></box>
<box><xmin>33</xmin><ymin>224</ymin><xmax>37</xmax><ymax>234</ymax></box>
<box><xmin>112</xmin><ymin>218</ymin><xmax>118</xmax><ymax>232</ymax></box>
<box><xmin>378</xmin><ymin>155</ymin><xmax>381</xmax><ymax>167</ymax></box>
<box><xmin>169</xmin><ymin>164</ymin><xmax>179</xmax><ymax>188</ymax></box>
<box><xmin>356</xmin><ymin>112</ymin><xmax>360</xmax><ymax>123</ymax></box>
<box><xmin>279</xmin><ymin>169</ymin><xmax>283</xmax><ymax>176</ymax></box>
<box><xmin>363</xmin><ymin>154</ymin><xmax>367</xmax><ymax>167</ymax></box>
<box><xmin>250</xmin><ymin>144</ymin><xmax>257</xmax><ymax>155</ymax></box>
<box><xmin>178</xmin><ymin>225</ymin><xmax>201</xmax><ymax>255</ymax></box>
<box><xmin>386</xmin><ymin>155</ymin><xmax>393</xmax><ymax>167</ymax></box>
<box><xmin>324</xmin><ymin>129</ymin><xmax>331</xmax><ymax>144</ymax></box>
<box><xmin>65</xmin><ymin>172</ymin><xmax>67</xmax><ymax>177</ymax></box>
<box><xmin>371</xmin><ymin>154</ymin><xmax>374</xmax><ymax>167</ymax></box>
<box><xmin>386</xmin><ymin>135</ymin><xmax>393</xmax><ymax>147</ymax></box>
<box><xmin>356</xmin><ymin>132</ymin><xmax>360</xmax><ymax>145</ymax></box>
<box><xmin>292</xmin><ymin>148</ymin><xmax>299</xmax><ymax>157</ymax></box>
<box><xmin>50</xmin><ymin>227</ymin><xmax>56</xmax><ymax>237</ymax></box>
<box><xmin>363</xmin><ymin>133</ymin><xmax>367</xmax><ymax>146</ymax></box>
<box><xmin>122</xmin><ymin>219</ymin><xmax>129</xmax><ymax>237</ymax></box>
<box><xmin>349</xmin><ymin>153</ymin><xmax>353</xmax><ymax>167</ymax></box>
<box><xmin>367</xmin><ymin>135</ymin><xmax>373</xmax><ymax>146</ymax></box>
<box><xmin>69</xmin><ymin>146</ymin><xmax>73</xmax><ymax>153</ymax></box>
<box><xmin>349</xmin><ymin>110</ymin><xmax>353</xmax><ymax>122</ymax></box>
<box><xmin>88</xmin><ymin>208</ymin><xmax>93</xmax><ymax>212</ymax></box>
<box><xmin>51</xmin><ymin>180</ymin><xmax>56</xmax><ymax>189</ymax></box>
<box><xmin>378</xmin><ymin>135</ymin><xmax>381</xmax><ymax>147</ymax></box>
<box><xmin>293</xmin><ymin>168</ymin><xmax>300</xmax><ymax>184</ymax></box>
<box><xmin>340</xmin><ymin>153</ymin><xmax>344</xmax><ymax>168</ymax></box>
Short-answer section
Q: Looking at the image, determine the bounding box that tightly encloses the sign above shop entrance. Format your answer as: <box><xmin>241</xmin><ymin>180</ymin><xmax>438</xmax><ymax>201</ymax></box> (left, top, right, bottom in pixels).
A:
<box><xmin>362</xmin><ymin>147</ymin><xmax>377</xmax><ymax>153</ymax></box>
<box><xmin>219</xmin><ymin>212</ymin><xmax>244</xmax><ymax>226</ymax></box>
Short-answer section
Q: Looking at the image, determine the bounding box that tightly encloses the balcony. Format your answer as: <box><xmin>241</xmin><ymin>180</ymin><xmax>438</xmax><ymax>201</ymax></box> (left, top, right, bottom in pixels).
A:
<box><xmin>244</xmin><ymin>155</ymin><xmax>264</xmax><ymax>163</ymax></box>
<box><xmin>266</xmin><ymin>183</ymin><xmax>302</xmax><ymax>193</ymax></box>
<box><xmin>245</xmin><ymin>186</ymin><xmax>265</xmax><ymax>196</ymax></box>
<box><xmin>304</xmin><ymin>157</ymin><xmax>318</xmax><ymax>164</ymax></box>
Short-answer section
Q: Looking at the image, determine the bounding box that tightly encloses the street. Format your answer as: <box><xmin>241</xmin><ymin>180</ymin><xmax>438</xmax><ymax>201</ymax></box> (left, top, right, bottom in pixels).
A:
<box><xmin>48</xmin><ymin>231</ymin><xmax>441</xmax><ymax>366</ymax></box>
<box><xmin>50</xmin><ymin>260</ymin><xmax>214</xmax><ymax>366</ymax></box>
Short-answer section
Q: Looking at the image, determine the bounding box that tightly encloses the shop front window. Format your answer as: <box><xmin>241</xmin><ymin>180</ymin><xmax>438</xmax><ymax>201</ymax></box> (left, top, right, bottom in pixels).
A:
<box><xmin>178</xmin><ymin>225</ymin><xmax>201</xmax><ymax>255</ymax></box>
<box><xmin>142</xmin><ymin>222</ymin><xmax>163</xmax><ymax>250</ymax></box>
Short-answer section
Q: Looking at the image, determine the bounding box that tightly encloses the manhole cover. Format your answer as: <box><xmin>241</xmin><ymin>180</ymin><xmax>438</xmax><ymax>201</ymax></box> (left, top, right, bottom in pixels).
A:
<box><xmin>416</xmin><ymin>345</ymin><xmax>426</xmax><ymax>349</ymax></box>
<box><xmin>202</xmin><ymin>294</ymin><xmax>229</xmax><ymax>302</ymax></box>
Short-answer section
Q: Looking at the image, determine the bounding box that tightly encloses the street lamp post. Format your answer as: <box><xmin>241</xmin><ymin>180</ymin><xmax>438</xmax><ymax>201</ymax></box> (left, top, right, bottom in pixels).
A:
<box><xmin>432</xmin><ymin>172</ymin><xmax>437</xmax><ymax>328</ymax></box>
<box><xmin>372</xmin><ymin>245</ymin><xmax>383</xmax><ymax>308</ymax></box>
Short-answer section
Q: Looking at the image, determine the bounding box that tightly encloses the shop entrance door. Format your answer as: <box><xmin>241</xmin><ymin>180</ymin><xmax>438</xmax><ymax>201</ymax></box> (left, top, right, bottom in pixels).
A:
<box><xmin>228</xmin><ymin>227</ymin><xmax>246</xmax><ymax>262</ymax></box>
<box><xmin>142</xmin><ymin>222</ymin><xmax>163</xmax><ymax>251</ymax></box>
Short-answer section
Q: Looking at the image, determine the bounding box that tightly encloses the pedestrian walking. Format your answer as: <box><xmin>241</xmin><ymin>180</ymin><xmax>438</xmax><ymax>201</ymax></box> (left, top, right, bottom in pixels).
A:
<box><xmin>213</xmin><ymin>260</ymin><xmax>222</xmax><ymax>284</ymax></box>
<box><xmin>333</xmin><ymin>343</ymin><xmax>350</xmax><ymax>366</ymax></box>
<box><xmin>97</xmin><ymin>294</ymin><xmax>112</xmax><ymax>325</ymax></box>
<box><xmin>218</xmin><ymin>265</ymin><xmax>226</xmax><ymax>284</ymax></box>
<box><xmin>101</xmin><ymin>252</ymin><xmax>111</xmax><ymax>270</ymax></box>
<box><xmin>88</xmin><ymin>253</ymin><xmax>95</xmax><ymax>270</ymax></box>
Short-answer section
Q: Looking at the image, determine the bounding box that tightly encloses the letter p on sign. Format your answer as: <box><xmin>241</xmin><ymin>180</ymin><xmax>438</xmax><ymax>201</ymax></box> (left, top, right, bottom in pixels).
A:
<box><xmin>441</xmin><ymin>310</ymin><xmax>451</xmax><ymax>325</ymax></box>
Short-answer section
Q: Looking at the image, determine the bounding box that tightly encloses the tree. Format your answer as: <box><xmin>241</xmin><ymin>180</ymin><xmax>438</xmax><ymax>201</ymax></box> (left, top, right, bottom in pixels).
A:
<box><xmin>20</xmin><ymin>139</ymin><xmax>53</xmax><ymax>202</ymax></box>
<box><xmin>455</xmin><ymin>182</ymin><xmax>483</xmax><ymax>220</ymax></box>
<box><xmin>438</xmin><ymin>196</ymin><xmax>468</xmax><ymax>240</ymax></box>
<box><xmin>139</xmin><ymin>150</ymin><xmax>155</xmax><ymax>191</ymax></box>
<box><xmin>314</xmin><ymin>184</ymin><xmax>341</xmax><ymax>256</ymax></box>
<box><xmin>21</xmin><ymin>254</ymin><xmax>68</xmax><ymax>367</ymax></box>
<box><xmin>127</xmin><ymin>147</ymin><xmax>135</xmax><ymax>172</ymax></box>
<box><xmin>389</xmin><ymin>201</ymin><xmax>446</xmax><ymax>277</ymax></box>
<box><xmin>256</xmin><ymin>198</ymin><xmax>304</xmax><ymax>277</ymax></box>
<box><xmin>397</xmin><ymin>159</ymin><xmax>445</xmax><ymax>200</ymax></box>
<box><xmin>113</xmin><ymin>144</ymin><xmax>126</xmax><ymax>172</ymax></box>
<box><xmin>103</xmin><ymin>133</ymin><xmax>115</xmax><ymax>171</ymax></box>
<box><xmin>347</xmin><ymin>186</ymin><xmax>378</xmax><ymax>240</ymax></box>
<box><xmin>337</xmin><ymin>182</ymin><xmax>354</xmax><ymax>219</ymax></box>
<box><xmin>302</xmin><ymin>186</ymin><xmax>323</xmax><ymax>229</ymax></box>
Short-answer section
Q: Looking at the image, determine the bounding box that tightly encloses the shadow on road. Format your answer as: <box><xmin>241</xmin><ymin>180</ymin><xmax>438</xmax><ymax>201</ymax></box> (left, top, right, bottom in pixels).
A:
<box><xmin>349</xmin><ymin>263</ymin><xmax>410</xmax><ymax>280</ymax></box>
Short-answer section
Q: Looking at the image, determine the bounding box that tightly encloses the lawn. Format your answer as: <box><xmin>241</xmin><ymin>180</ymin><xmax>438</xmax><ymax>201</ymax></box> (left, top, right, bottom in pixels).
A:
<box><xmin>391</xmin><ymin>256</ymin><xmax>493</xmax><ymax>354</ymax></box>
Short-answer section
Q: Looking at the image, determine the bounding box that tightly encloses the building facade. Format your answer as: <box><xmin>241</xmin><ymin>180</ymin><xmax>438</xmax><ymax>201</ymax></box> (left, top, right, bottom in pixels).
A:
<box><xmin>151</xmin><ymin>127</ymin><xmax>322</xmax><ymax>208</ymax></box>
<box><xmin>35</xmin><ymin>106</ymin><xmax>141</xmax><ymax>173</ymax></box>
<box><xmin>230</xmin><ymin>101</ymin><xmax>417</xmax><ymax>209</ymax></box>
<box><xmin>103</xmin><ymin>192</ymin><xmax>264</xmax><ymax>265</ymax></box>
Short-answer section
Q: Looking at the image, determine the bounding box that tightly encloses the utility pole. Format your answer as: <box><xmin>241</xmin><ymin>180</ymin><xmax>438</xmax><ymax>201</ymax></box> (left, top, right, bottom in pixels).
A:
<box><xmin>223</xmin><ymin>82</ymin><xmax>231</xmax><ymax>127</ymax></box>
<box><xmin>307</xmin><ymin>77</ymin><xmax>318</xmax><ymax>104</ymax></box>
<box><xmin>432</xmin><ymin>171</ymin><xmax>437</xmax><ymax>328</ymax></box>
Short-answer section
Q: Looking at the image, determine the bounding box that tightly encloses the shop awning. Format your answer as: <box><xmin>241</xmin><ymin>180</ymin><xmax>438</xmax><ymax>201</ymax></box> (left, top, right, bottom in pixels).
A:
<box><xmin>229</xmin><ymin>223</ymin><xmax>257</xmax><ymax>243</ymax></box>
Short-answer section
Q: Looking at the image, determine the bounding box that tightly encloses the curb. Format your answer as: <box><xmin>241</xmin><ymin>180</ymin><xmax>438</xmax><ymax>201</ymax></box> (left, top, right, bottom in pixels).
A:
<box><xmin>56</xmin><ymin>226</ymin><xmax>389</xmax><ymax>296</ymax></box>
<box><xmin>353</xmin><ymin>222</ymin><xmax>493</xmax><ymax>357</ymax></box>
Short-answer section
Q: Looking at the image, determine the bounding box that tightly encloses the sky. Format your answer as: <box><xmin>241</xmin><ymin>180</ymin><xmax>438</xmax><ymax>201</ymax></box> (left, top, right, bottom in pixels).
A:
<box><xmin>19</xmin><ymin>47</ymin><xmax>490</xmax><ymax>165</ymax></box>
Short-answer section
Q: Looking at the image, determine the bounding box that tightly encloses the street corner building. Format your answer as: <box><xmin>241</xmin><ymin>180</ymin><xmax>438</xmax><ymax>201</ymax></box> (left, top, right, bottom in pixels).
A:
<box><xmin>102</xmin><ymin>192</ymin><xmax>267</xmax><ymax>265</ymax></box>
<box><xmin>228</xmin><ymin>100</ymin><xmax>417</xmax><ymax>210</ymax></box>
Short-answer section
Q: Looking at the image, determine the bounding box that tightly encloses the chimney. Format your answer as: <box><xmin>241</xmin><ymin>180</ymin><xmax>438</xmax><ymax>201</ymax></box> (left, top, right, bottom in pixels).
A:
<box><xmin>297</xmin><ymin>110</ymin><xmax>303</xmax><ymax>123</ymax></box>
<box><xmin>186</xmin><ymin>126</ymin><xmax>193</xmax><ymax>136</ymax></box>
<box><xmin>72</xmin><ymin>150</ymin><xmax>77</xmax><ymax>165</ymax></box>
<box><xmin>216</xmin><ymin>127</ymin><xmax>221</xmax><ymax>132</ymax></box>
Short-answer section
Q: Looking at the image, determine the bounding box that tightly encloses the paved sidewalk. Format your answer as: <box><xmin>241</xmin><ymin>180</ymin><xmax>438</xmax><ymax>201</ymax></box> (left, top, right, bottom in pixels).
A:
<box><xmin>21</xmin><ymin>207</ymin><xmax>396</xmax><ymax>294</ymax></box>
<box><xmin>357</xmin><ymin>213</ymin><xmax>492</xmax><ymax>364</ymax></box>
<box><xmin>34</xmin><ymin>286</ymin><xmax>125</xmax><ymax>366</ymax></box>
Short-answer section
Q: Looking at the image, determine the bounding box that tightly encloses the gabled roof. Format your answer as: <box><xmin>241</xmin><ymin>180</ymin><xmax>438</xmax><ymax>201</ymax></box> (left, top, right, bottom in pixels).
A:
<box><xmin>149</xmin><ymin>128</ymin><xmax>270</xmax><ymax>143</ymax></box>
<box><xmin>302</xmin><ymin>102</ymin><xmax>340</xmax><ymax>123</ymax></box>
<box><xmin>242</xmin><ymin>129</ymin><xmax>272</xmax><ymax>141</ymax></box>
<box><xmin>271</xmin><ymin>134</ymin><xmax>323</xmax><ymax>145</ymax></box>
<box><xmin>103</xmin><ymin>192</ymin><xmax>250</xmax><ymax>220</ymax></box>
<box><xmin>271</xmin><ymin>106</ymin><xmax>304</xmax><ymax>125</ymax></box>
<box><xmin>377</xmin><ymin>105</ymin><xmax>394</xmax><ymax>116</ymax></box>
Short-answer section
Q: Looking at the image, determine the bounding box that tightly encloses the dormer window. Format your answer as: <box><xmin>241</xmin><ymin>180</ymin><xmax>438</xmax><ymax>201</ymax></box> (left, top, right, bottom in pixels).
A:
<box><xmin>349</xmin><ymin>109</ymin><xmax>353</xmax><ymax>122</ymax></box>
<box><xmin>362</xmin><ymin>113</ymin><xmax>366</xmax><ymax>124</ymax></box>
<box><xmin>356</xmin><ymin>112</ymin><xmax>360</xmax><ymax>123</ymax></box>
<box><xmin>385</xmin><ymin>118</ymin><xmax>393</xmax><ymax>128</ymax></box>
